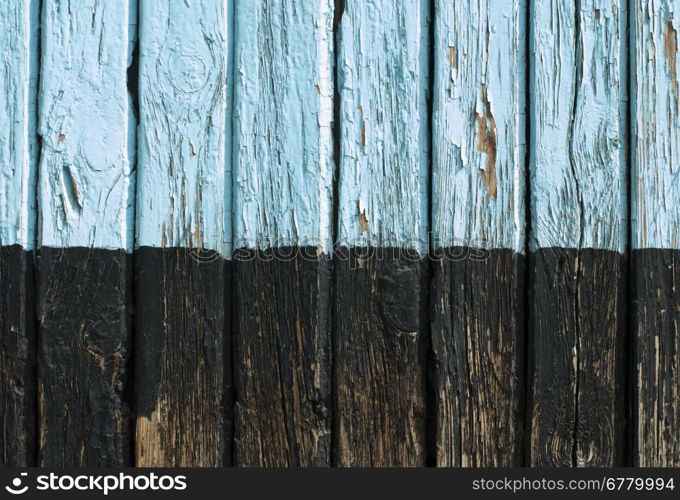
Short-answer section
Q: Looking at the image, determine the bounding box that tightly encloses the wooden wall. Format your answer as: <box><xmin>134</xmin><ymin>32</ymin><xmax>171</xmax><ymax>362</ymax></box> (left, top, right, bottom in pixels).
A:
<box><xmin>0</xmin><ymin>0</ymin><xmax>678</xmax><ymax>467</ymax></box>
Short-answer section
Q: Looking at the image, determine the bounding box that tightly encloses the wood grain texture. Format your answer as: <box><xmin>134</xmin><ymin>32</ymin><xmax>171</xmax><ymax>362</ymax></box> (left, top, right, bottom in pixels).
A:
<box><xmin>529</xmin><ymin>249</ymin><xmax>626</xmax><ymax>467</ymax></box>
<box><xmin>0</xmin><ymin>0</ymin><xmax>39</xmax><ymax>249</ymax></box>
<box><xmin>136</xmin><ymin>0</ymin><xmax>230</xmax><ymax>255</ymax></box>
<box><xmin>528</xmin><ymin>0</ymin><xmax>627</xmax><ymax>466</ymax></box>
<box><xmin>431</xmin><ymin>250</ymin><xmax>525</xmax><ymax>466</ymax></box>
<box><xmin>135</xmin><ymin>0</ymin><xmax>230</xmax><ymax>466</ymax></box>
<box><xmin>530</xmin><ymin>0</ymin><xmax>627</xmax><ymax>252</ymax></box>
<box><xmin>432</xmin><ymin>0</ymin><xmax>526</xmax><ymax>252</ymax></box>
<box><xmin>36</xmin><ymin>0</ymin><xmax>136</xmax><ymax>467</ymax></box>
<box><xmin>135</xmin><ymin>249</ymin><xmax>228</xmax><ymax>467</ymax></box>
<box><xmin>234</xmin><ymin>249</ymin><xmax>331</xmax><ymax>467</ymax></box>
<box><xmin>37</xmin><ymin>248</ymin><xmax>133</xmax><ymax>467</ymax></box>
<box><xmin>337</xmin><ymin>0</ymin><xmax>429</xmax><ymax>253</ymax></box>
<box><xmin>430</xmin><ymin>0</ymin><xmax>527</xmax><ymax>467</ymax></box>
<box><xmin>632</xmin><ymin>250</ymin><xmax>679</xmax><ymax>467</ymax></box>
<box><xmin>0</xmin><ymin>247</ymin><xmax>36</xmax><ymax>466</ymax></box>
<box><xmin>631</xmin><ymin>0</ymin><xmax>680</xmax><ymax>251</ymax></box>
<box><xmin>334</xmin><ymin>249</ymin><xmax>427</xmax><ymax>467</ymax></box>
<box><xmin>334</xmin><ymin>0</ymin><xmax>430</xmax><ymax>467</ymax></box>
<box><xmin>631</xmin><ymin>0</ymin><xmax>680</xmax><ymax>466</ymax></box>
<box><xmin>0</xmin><ymin>0</ymin><xmax>39</xmax><ymax>467</ymax></box>
<box><xmin>233</xmin><ymin>0</ymin><xmax>334</xmax><ymax>253</ymax></box>
<box><xmin>231</xmin><ymin>0</ymin><xmax>334</xmax><ymax>467</ymax></box>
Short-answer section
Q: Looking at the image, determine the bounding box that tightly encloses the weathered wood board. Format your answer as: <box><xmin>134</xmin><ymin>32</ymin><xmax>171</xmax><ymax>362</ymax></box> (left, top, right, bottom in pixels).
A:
<box><xmin>232</xmin><ymin>0</ymin><xmax>334</xmax><ymax>467</ymax></box>
<box><xmin>36</xmin><ymin>0</ymin><xmax>136</xmax><ymax>467</ymax></box>
<box><xmin>37</xmin><ymin>248</ymin><xmax>133</xmax><ymax>466</ymax></box>
<box><xmin>135</xmin><ymin>0</ymin><xmax>231</xmax><ymax>467</ymax></box>
<box><xmin>36</xmin><ymin>10</ymin><xmax>136</xmax><ymax>464</ymax></box>
<box><xmin>234</xmin><ymin>249</ymin><xmax>331</xmax><ymax>467</ymax></box>
<box><xmin>528</xmin><ymin>0</ymin><xmax>627</xmax><ymax>466</ymax></box>
<box><xmin>334</xmin><ymin>248</ymin><xmax>428</xmax><ymax>467</ymax></box>
<box><xmin>430</xmin><ymin>0</ymin><xmax>527</xmax><ymax>467</ymax></box>
<box><xmin>631</xmin><ymin>0</ymin><xmax>680</xmax><ymax>467</ymax></box>
<box><xmin>0</xmin><ymin>0</ymin><xmax>39</xmax><ymax>467</ymax></box>
<box><xmin>335</xmin><ymin>0</ymin><xmax>430</xmax><ymax>467</ymax></box>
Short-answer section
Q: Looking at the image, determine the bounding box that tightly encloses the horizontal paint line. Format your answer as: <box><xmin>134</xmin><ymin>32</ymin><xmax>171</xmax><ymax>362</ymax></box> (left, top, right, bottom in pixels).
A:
<box><xmin>13</xmin><ymin>238</ymin><xmax>680</xmax><ymax>255</ymax></box>
<box><xmin>7</xmin><ymin>244</ymin><xmax>680</xmax><ymax>262</ymax></box>
<box><xmin>5</xmin><ymin>244</ymin><xmax>680</xmax><ymax>256</ymax></box>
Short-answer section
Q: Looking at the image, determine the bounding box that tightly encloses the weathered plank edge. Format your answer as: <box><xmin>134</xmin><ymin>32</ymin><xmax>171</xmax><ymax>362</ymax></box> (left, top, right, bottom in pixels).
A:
<box><xmin>0</xmin><ymin>0</ymin><xmax>41</xmax><ymax>466</ymax></box>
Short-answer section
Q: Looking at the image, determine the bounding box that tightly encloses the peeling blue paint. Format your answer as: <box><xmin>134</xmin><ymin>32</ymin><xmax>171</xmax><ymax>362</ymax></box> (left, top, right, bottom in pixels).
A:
<box><xmin>432</xmin><ymin>0</ymin><xmax>527</xmax><ymax>253</ymax></box>
<box><xmin>38</xmin><ymin>0</ymin><xmax>136</xmax><ymax>252</ymax></box>
<box><xmin>632</xmin><ymin>0</ymin><xmax>680</xmax><ymax>250</ymax></box>
<box><xmin>530</xmin><ymin>0</ymin><xmax>627</xmax><ymax>253</ymax></box>
<box><xmin>0</xmin><ymin>0</ymin><xmax>39</xmax><ymax>250</ymax></box>
<box><xmin>232</xmin><ymin>0</ymin><xmax>334</xmax><ymax>253</ymax></box>
<box><xmin>2</xmin><ymin>2</ymin><xmax>678</xmax><ymax>255</ymax></box>
<box><xmin>337</xmin><ymin>0</ymin><xmax>430</xmax><ymax>254</ymax></box>
<box><xmin>136</xmin><ymin>0</ymin><xmax>231</xmax><ymax>256</ymax></box>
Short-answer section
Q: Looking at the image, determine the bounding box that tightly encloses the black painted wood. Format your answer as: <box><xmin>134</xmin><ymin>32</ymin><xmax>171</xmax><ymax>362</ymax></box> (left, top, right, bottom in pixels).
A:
<box><xmin>334</xmin><ymin>247</ymin><xmax>427</xmax><ymax>467</ymax></box>
<box><xmin>15</xmin><ymin>243</ymin><xmax>678</xmax><ymax>466</ymax></box>
<box><xmin>234</xmin><ymin>247</ymin><xmax>331</xmax><ymax>467</ymax></box>
<box><xmin>37</xmin><ymin>247</ymin><xmax>132</xmax><ymax>467</ymax></box>
<box><xmin>633</xmin><ymin>249</ymin><xmax>680</xmax><ymax>467</ymax></box>
<box><xmin>0</xmin><ymin>245</ymin><xmax>36</xmax><ymax>466</ymax></box>
<box><xmin>529</xmin><ymin>248</ymin><xmax>626</xmax><ymax>467</ymax></box>
<box><xmin>135</xmin><ymin>247</ymin><xmax>228</xmax><ymax>467</ymax></box>
<box><xmin>431</xmin><ymin>248</ymin><xmax>525</xmax><ymax>466</ymax></box>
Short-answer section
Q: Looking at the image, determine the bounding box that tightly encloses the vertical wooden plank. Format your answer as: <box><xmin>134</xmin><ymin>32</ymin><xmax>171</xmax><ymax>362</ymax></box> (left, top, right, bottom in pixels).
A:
<box><xmin>335</xmin><ymin>0</ymin><xmax>429</xmax><ymax>467</ymax></box>
<box><xmin>135</xmin><ymin>0</ymin><xmax>230</xmax><ymax>467</ymax></box>
<box><xmin>36</xmin><ymin>0</ymin><xmax>136</xmax><ymax>466</ymax></box>
<box><xmin>529</xmin><ymin>0</ymin><xmax>627</xmax><ymax>466</ymax></box>
<box><xmin>631</xmin><ymin>0</ymin><xmax>680</xmax><ymax>467</ymax></box>
<box><xmin>232</xmin><ymin>0</ymin><xmax>334</xmax><ymax>467</ymax></box>
<box><xmin>431</xmin><ymin>0</ymin><xmax>527</xmax><ymax>466</ymax></box>
<box><xmin>0</xmin><ymin>0</ymin><xmax>39</xmax><ymax>466</ymax></box>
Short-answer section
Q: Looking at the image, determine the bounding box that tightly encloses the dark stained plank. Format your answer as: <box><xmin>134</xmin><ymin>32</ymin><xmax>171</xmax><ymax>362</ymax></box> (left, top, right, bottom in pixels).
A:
<box><xmin>529</xmin><ymin>249</ymin><xmax>626</xmax><ymax>466</ymax></box>
<box><xmin>431</xmin><ymin>249</ymin><xmax>525</xmax><ymax>466</ymax></box>
<box><xmin>632</xmin><ymin>250</ymin><xmax>679</xmax><ymax>466</ymax></box>
<box><xmin>135</xmin><ymin>248</ymin><xmax>228</xmax><ymax>467</ymax></box>
<box><xmin>334</xmin><ymin>249</ymin><xmax>427</xmax><ymax>467</ymax></box>
<box><xmin>0</xmin><ymin>247</ymin><xmax>36</xmax><ymax>466</ymax></box>
<box><xmin>234</xmin><ymin>249</ymin><xmax>331</xmax><ymax>467</ymax></box>
<box><xmin>431</xmin><ymin>0</ymin><xmax>527</xmax><ymax>466</ymax></box>
<box><xmin>37</xmin><ymin>248</ymin><xmax>133</xmax><ymax>466</ymax></box>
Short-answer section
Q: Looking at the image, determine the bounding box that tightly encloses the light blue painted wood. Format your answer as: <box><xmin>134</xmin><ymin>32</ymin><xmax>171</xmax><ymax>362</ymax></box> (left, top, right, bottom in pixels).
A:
<box><xmin>233</xmin><ymin>0</ymin><xmax>334</xmax><ymax>253</ymax></box>
<box><xmin>0</xmin><ymin>0</ymin><xmax>39</xmax><ymax>250</ymax></box>
<box><xmin>530</xmin><ymin>0</ymin><xmax>627</xmax><ymax>252</ymax></box>
<box><xmin>432</xmin><ymin>0</ymin><xmax>526</xmax><ymax>253</ymax></box>
<box><xmin>136</xmin><ymin>0</ymin><xmax>230</xmax><ymax>256</ymax></box>
<box><xmin>632</xmin><ymin>0</ymin><xmax>680</xmax><ymax>250</ymax></box>
<box><xmin>38</xmin><ymin>0</ymin><xmax>136</xmax><ymax>252</ymax></box>
<box><xmin>337</xmin><ymin>0</ymin><xmax>430</xmax><ymax>253</ymax></box>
